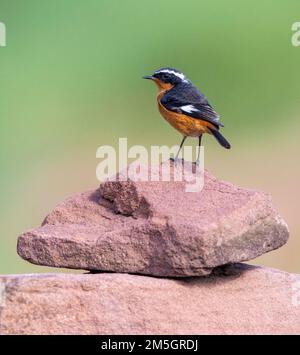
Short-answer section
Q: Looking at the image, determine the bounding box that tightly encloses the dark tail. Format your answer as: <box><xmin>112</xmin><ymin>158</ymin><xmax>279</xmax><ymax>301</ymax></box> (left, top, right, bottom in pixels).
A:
<box><xmin>209</xmin><ymin>128</ymin><xmax>231</xmax><ymax>149</ymax></box>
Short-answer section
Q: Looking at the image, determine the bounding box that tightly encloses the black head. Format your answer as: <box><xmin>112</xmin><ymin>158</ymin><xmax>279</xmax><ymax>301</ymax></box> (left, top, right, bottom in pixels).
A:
<box><xmin>143</xmin><ymin>67</ymin><xmax>188</xmax><ymax>86</ymax></box>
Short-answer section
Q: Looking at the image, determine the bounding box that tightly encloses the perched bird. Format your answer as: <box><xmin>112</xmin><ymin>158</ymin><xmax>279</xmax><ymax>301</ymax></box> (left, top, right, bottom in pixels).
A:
<box><xmin>143</xmin><ymin>67</ymin><xmax>231</xmax><ymax>163</ymax></box>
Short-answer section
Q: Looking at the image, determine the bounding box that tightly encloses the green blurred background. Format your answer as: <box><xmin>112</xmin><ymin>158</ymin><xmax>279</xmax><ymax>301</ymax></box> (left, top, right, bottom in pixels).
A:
<box><xmin>0</xmin><ymin>0</ymin><xmax>300</xmax><ymax>274</ymax></box>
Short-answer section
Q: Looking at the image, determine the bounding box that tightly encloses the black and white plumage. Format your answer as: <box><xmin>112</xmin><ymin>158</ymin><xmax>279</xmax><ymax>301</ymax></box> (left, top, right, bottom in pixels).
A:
<box><xmin>160</xmin><ymin>81</ymin><xmax>224</xmax><ymax>129</ymax></box>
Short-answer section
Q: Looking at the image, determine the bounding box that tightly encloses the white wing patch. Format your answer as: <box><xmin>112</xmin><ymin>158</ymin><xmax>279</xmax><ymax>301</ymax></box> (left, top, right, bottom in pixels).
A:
<box><xmin>180</xmin><ymin>105</ymin><xmax>199</xmax><ymax>114</ymax></box>
<box><xmin>155</xmin><ymin>69</ymin><xmax>187</xmax><ymax>82</ymax></box>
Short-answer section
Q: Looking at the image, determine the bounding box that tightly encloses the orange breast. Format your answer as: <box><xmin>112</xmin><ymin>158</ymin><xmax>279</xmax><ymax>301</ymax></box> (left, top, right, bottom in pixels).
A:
<box><xmin>157</xmin><ymin>93</ymin><xmax>214</xmax><ymax>137</ymax></box>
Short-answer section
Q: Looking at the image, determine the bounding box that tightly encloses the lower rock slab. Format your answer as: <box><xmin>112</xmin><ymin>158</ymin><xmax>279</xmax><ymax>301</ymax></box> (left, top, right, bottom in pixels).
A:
<box><xmin>0</xmin><ymin>264</ymin><xmax>299</xmax><ymax>335</ymax></box>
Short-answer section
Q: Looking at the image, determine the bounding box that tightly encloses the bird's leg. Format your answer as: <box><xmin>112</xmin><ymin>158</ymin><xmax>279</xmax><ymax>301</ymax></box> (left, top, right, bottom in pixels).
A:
<box><xmin>196</xmin><ymin>135</ymin><xmax>202</xmax><ymax>165</ymax></box>
<box><xmin>172</xmin><ymin>136</ymin><xmax>187</xmax><ymax>162</ymax></box>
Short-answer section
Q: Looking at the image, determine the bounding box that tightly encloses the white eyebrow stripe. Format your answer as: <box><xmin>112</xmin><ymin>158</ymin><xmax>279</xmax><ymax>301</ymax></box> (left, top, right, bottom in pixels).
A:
<box><xmin>154</xmin><ymin>69</ymin><xmax>187</xmax><ymax>82</ymax></box>
<box><xmin>180</xmin><ymin>104</ymin><xmax>199</xmax><ymax>113</ymax></box>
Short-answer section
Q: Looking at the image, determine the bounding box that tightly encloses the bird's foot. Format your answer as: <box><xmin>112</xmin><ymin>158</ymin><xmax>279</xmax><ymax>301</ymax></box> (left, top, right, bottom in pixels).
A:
<box><xmin>170</xmin><ymin>157</ymin><xmax>186</xmax><ymax>165</ymax></box>
<box><xmin>193</xmin><ymin>160</ymin><xmax>202</xmax><ymax>168</ymax></box>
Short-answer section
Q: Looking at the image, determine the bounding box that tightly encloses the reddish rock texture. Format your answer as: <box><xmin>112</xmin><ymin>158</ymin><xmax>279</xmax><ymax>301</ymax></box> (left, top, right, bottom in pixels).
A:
<box><xmin>0</xmin><ymin>264</ymin><xmax>299</xmax><ymax>335</ymax></box>
<box><xmin>17</xmin><ymin>162</ymin><xmax>289</xmax><ymax>277</ymax></box>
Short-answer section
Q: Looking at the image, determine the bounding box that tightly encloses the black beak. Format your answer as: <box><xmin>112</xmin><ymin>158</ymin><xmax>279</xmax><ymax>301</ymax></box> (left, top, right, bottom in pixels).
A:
<box><xmin>143</xmin><ymin>75</ymin><xmax>155</xmax><ymax>80</ymax></box>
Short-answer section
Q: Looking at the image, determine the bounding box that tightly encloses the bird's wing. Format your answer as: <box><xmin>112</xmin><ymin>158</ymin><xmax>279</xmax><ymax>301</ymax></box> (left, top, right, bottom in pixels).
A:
<box><xmin>161</xmin><ymin>84</ymin><xmax>224</xmax><ymax>128</ymax></box>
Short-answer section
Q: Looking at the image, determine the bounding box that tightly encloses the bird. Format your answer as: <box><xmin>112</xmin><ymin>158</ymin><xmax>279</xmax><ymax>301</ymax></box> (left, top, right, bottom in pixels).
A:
<box><xmin>143</xmin><ymin>67</ymin><xmax>231</xmax><ymax>163</ymax></box>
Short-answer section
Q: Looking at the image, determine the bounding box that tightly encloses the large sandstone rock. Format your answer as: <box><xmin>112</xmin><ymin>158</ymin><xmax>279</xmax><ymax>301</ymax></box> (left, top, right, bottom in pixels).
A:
<box><xmin>17</xmin><ymin>162</ymin><xmax>289</xmax><ymax>276</ymax></box>
<box><xmin>0</xmin><ymin>264</ymin><xmax>299</xmax><ymax>335</ymax></box>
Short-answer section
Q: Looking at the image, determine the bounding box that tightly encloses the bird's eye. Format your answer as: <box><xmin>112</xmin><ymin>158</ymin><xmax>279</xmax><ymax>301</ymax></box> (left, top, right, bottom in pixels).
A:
<box><xmin>161</xmin><ymin>73</ymin><xmax>169</xmax><ymax>81</ymax></box>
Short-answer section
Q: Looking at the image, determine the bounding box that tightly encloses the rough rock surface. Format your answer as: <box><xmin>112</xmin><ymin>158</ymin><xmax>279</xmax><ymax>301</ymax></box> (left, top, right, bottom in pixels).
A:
<box><xmin>0</xmin><ymin>264</ymin><xmax>299</xmax><ymax>335</ymax></box>
<box><xmin>17</xmin><ymin>162</ymin><xmax>289</xmax><ymax>277</ymax></box>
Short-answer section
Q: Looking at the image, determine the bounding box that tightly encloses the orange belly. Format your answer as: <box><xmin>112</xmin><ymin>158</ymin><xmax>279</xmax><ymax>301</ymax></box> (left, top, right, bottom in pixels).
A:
<box><xmin>157</xmin><ymin>94</ymin><xmax>214</xmax><ymax>137</ymax></box>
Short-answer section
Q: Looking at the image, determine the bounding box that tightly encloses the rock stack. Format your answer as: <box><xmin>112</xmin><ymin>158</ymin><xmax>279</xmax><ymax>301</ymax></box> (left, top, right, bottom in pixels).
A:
<box><xmin>1</xmin><ymin>161</ymin><xmax>299</xmax><ymax>335</ymax></box>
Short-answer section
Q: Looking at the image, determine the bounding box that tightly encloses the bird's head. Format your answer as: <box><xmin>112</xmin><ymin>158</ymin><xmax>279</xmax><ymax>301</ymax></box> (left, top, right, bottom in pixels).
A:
<box><xmin>143</xmin><ymin>67</ymin><xmax>188</xmax><ymax>92</ymax></box>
